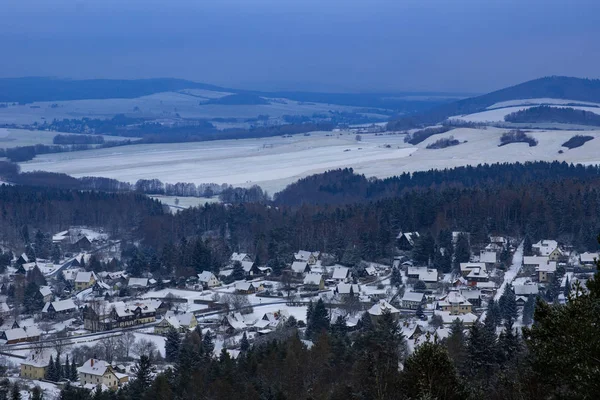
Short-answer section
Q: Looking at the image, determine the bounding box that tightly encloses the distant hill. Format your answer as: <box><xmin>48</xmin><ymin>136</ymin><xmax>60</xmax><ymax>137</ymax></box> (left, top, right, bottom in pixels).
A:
<box><xmin>205</xmin><ymin>93</ymin><xmax>270</xmax><ymax>105</ymax></box>
<box><xmin>387</xmin><ymin>76</ymin><xmax>600</xmax><ymax>130</ymax></box>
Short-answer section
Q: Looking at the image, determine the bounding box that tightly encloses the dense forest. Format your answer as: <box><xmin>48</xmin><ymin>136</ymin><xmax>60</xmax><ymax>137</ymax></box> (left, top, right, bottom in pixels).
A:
<box><xmin>562</xmin><ymin>135</ymin><xmax>594</xmax><ymax>149</ymax></box>
<box><xmin>504</xmin><ymin>105</ymin><xmax>600</xmax><ymax>126</ymax></box>
<box><xmin>387</xmin><ymin>76</ymin><xmax>600</xmax><ymax>129</ymax></box>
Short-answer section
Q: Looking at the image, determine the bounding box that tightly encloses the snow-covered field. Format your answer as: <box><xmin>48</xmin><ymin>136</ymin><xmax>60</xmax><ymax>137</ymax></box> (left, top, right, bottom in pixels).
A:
<box><xmin>451</xmin><ymin>105</ymin><xmax>600</xmax><ymax>123</ymax></box>
<box><xmin>0</xmin><ymin>127</ymin><xmax>133</xmax><ymax>148</ymax></box>
<box><xmin>20</xmin><ymin>127</ymin><xmax>600</xmax><ymax>194</ymax></box>
<box><xmin>487</xmin><ymin>98</ymin><xmax>600</xmax><ymax>110</ymax></box>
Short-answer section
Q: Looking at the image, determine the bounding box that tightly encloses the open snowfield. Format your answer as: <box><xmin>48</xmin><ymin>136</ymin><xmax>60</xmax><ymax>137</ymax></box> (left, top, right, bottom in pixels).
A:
<box><xmin>487</xmin><ymin>98</ymin><xmax>600</xmax><ymax>109</ymax></box>
<box><xmin>451</xmin><ymin>105</ymin><xmax>600</xmax><ymax>123</ymax></box>
<box><xmin>0</xmin><ymin>91</ymin><xmax>361</xmax><ymax>125</ymax></box>
<box><xmin>0</xmin><ymin>127</ymin><xmax>134</xmax><ymax>148</ymax></box>
<box><xmin>19</xmin><ymin>127</ymin><xmax>600</xmax><ymax>194</ymax></box>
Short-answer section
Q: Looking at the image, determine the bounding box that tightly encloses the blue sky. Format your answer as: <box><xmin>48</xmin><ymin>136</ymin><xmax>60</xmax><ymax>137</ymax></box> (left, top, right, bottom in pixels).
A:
<box><xmin>1</xmin><ymin>0</ymin><xmax>599</xmax><ymax>93</ymax></box>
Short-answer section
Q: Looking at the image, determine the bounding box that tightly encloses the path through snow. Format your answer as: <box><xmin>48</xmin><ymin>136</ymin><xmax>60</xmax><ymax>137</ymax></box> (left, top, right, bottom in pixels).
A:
<box><xmin>494</xmin><ymin>241</ymin><xmax>524</xmax><ymax>301</ymax></box>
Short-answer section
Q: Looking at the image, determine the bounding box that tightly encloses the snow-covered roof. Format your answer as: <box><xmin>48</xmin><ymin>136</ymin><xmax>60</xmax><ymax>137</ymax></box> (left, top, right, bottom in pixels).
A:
<box><xmin>75</xmin><ymin>271</ymin><xmax>96</xmax><ymax>283</ymax></box>
<box><xmin>476</xmin><ymin>281</ymin><xmax>497</xmax><ymax>289</ymax></box>
<box><xmin>514</xmin><ymin>284</ymin><xmax>539</xmax><ymax>296</ymax></box>
<box><xmin>78</xmin><ymin>358</ymin><xmax>113</xmax><ymax>377</ymax></box>
<box><xmin>368</xmin><ymin>300</ymin><xmax>400</xmax><ymax>316</ymax></box>
<box><xmin>365</xmin><ymin>266</ymin><xmax>377</xmax><ymax>276</ymax></box>
<box><xmin>235</xmin><ymin>282</ymin><xmax>254</xmax><ymax>291</ymax></box>
<box><xmin>62</xmin><ymin>268</ymin><xmax>81</xmax><ymax>281</ymax></box>
<box><xmin>402</xmin><ymin>291</ymin><xmax>424</xmax><ymax>302</ymax></box>
<box><xmin>466</xmin><ymin>268</ymin><xmax>489</xmax><ymax>279</ymax></box>
<box><xmin>39</xmin><ymin>286</ymin><xmax>53</xmax><ymax>298</ymax></box>
<box><xmin>489</xmin><ymin>236</ymin><xmax>507</xmax><ymax>245</ymax></box>
<box><xmin>241</xmin><ymin>261</ymin><xmax>255</xmax><ymax>273</ymax></box>
<box><xmin>52</xmin><ymin>230</ymin><xmax>69</xmax><ymax>242</ymax></box>
<box><xmin>3</xmin><ymin>327</ymin><xmax>41</xmax><ymax>341</ymax></box>
<box><xmin>112</xmin><ymin>302</ymin><xmax>156</xmax><ymax>317</ymax></box>
<box><xmin>479</xmin><ymin>251</ymin><xmax>497</xmax><ymax>264</ymax></box>
<box><xmin>230</xmin><ymin>253</ymin><xmax>249</xmax><ymax>262</ymax></box>
<box><xmin>332</xmin><ymin>266</ymin><xmax>350</xmax><ymax>280</ymax></box>
<box><xmin>336</xmin><ymin>283</ymin><xmax>360</xmax><ymax>294</ymax></box>
<box><xmin>294</xmin><ymin>250</ymin><xmax>319</xmax><ymax>261</ymax></box>
<box><xmin>580</xmin><ymin>252</ymin><xmax>599</xmax><ymax>263</ymax></box>
<box><xmin>532</xmin><ymin>240</ymin><xmax>558</xmax><ymax>256</ymax></box>
<box><xmin>19</xmin><ymin>253</ymin><xmax>29</xmax><ymax>263</ymax></box>
<box><xmin>164</xmin><ymin>311</ymin><xmax>195</xmax><ymax>328</ymax></box>
<box><xmin>438</xmin><ymin>311</ymin><xmax>478</xmax><ymax>325</ymax></box>
<box><xmin>407</xmin><ymin>267</ymin><xmax>438</xmax><ymax>282</ymax></box>
<box><xmin>291</xmin><ymin>261</ymin><xmax>309</xmax><ymax>274</ymax></box>
<box><xmin>42</xmin><ymin>299</ymin><xmax>77</xmax><ymax>313</ymax></box>
<box><xmin>459</xmin><ymin>289</ymin><xmax>482</xmax><ymax>300</ymax></box>
<box><xmin>536</xmin><ymin>261</ymin><xmax>557</xmax><ymax>273</ymax></box>
<box><xmin>523</xmin><ymin>256</ymin><xmax>549</xmax><ymax>266</ymax></box>
<box><xmin>224</xmin><ymin>313</ymin><xmax>247</xmax><ymax>330</ymax></box>
<box><xmin>396</xmin><ymin>232</ymin><xmax>419</xmax><ymax>245</ymax></box>
<box><xmin>438</xmin><ymin>291</ymin><xmax>471</xmax><ymax>307</ymax></box>
<box><xmin>460</xmin><ymin>262</ymin><xmax>485</xmax><ymax>273</ymax></box>
<box><xmin>128</xmin><ymin>277</ymin><xmax>149</xmax><ymax>288</ymax></box>
<box><xmin>303</xmin><ymin>273</ymin><xmax>323</xmax><ymax>286</ymax></box>
<box><xmin>21</xmin><ymin>262</ymin><xmax>37</xmax><ymax>272</ymax></box>
<box><xmin>21</xmin><ymin>348</ymin><xmax>57</xmax><ymax>368</ymax></box>
<box><xmin>198</xmin><ymin>271</ymin><xmax>217</xmax><ymax>282</ymax></box>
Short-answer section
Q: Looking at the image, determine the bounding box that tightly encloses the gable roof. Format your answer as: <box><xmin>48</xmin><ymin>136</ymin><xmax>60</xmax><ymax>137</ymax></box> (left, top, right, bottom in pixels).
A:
<box><xmin>75</xmin><ymin>271</ymin><xmax>96</xmax><ymax>283</ymax></box>
<box><xmin>39</xmin><ymin>286</ymin><xmax>53</xmax><ymax>298</ymax></box>
<box><xmin>368</xmin><ymin>300</ymin><xmax>400</xmax><ymax>316</ymax></box>
<box><xmin>407</xmin><ymin>267</ymin><xmax>438</xmax><ymax>283</ymax></box>
<box><xmin>291</xmin><ymin>261</ymin><xmax>309</xmax><ymax>274</ymax></box>
<box><xmin>402</xmin><ymin>291</ymin><xmax>425</xmax><ymax>302</ymax></box>
<box><xmin>294</xmin><ymin>250</ymin><xmax>319</xmax><ymax>261</ymax></box>
<box><xmin>42</xmin><ymin>299</ymin><xmax>77</xmax><ymax>313</ymax></box>
<box><xmin>230</xmin><ymin>253</ymin><xmax>249</xmax><ymax>262</ymax></box>
<box><xmin>532</xmin><ymin>240</ymin><xmax>558</xmax><ymax>256</ymax></box>
<box><xmin>78</xmin><ymin>358</ymin><xmax>114</xmax><ymax>377</ymax></box>
<box><xmin>303</xmin><ymin>273</ymin><xmax>323</xmax><ymax>286</ymax></box>
<box><xmin>198</xmin><ymin>271</ymin><xmax>217</xmax><ymax>282</ymax></box>
<box><xmin>580</xmin><ymin>252</ymin><xmax>599</xmax><ymax>263</ymax></box>
<box><xmin>235</xmin><ymin>282</ymin><xmax>254</xmax><ymax>291</ymax></box>
<box><xmin>128</xmin><ymin>277</ymin><xmax>149</xmax><ymax>287</ymax></box>
<box><xmin>514</xmin><ymin>284</ymin><xmax>539</xmax><ymax>296</ymax></box>
<box><xmin>241</xmin><ymin>261</ymin><xmax>255</xmax><ymax>273</ymax></box>
<box><xmin>396</xmin><ymin>232</ymin><xmax>419</xmax><ymax>245</ymax></box>
<box><xmin>336</xmin><ymin>283</ymin><xmax>360</xmax><ymax>295</ymax></box>
<box><xmin>332</xmin><ymin>266</ymin><xmax>350</xmax><ymax>280</ymax></box>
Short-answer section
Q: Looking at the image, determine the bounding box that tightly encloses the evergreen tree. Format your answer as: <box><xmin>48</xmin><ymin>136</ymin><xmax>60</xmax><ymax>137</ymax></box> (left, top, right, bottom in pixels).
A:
<box><xmin>10</xmin><ymin>383</ymin><xmax>20</xmax><ymax>400</ymax></box>
<box><xmin>64</xmin><ymin>356</ymin><xmax>70</xmax><ymax>382</ymax></box>
<box><xmin>412</xmin><ymin>233</ymin><xmax>435</xmax><ymax>265</ymax></box>
<box><xmin>25</xmin><ymin>245</ymin><xmax>36</xmax><ymax>263</ymax></box>
<box><xmin>23</xmin><ymin>282</ymin><xmax>44</xmax><ymax>313</ymax></box>
<box><xmin>240</xmin><ymin>332</ymin><xmax>250</xmax><ymax>352</ymax></box>
<box><xmin>498</xmin><ymin>318</ymin><xmax>521</xmax><ymax>364</ymax></box>
<box><xmin>465</xmin><ymin>321</ymin><xmax>498</xmax><ymax>387</ymax></box>
<box><xmin>403</xmin><ymin>341</ymin><xmax>466</xmax><ymax>400</ymax></box>
<box><xmin>522</xmin><ymin>295</ymin><xmax>536</xmax><ymax>326</ymax></box>
<box><xmin>231</xmin><ymin>261</ymin><xmax>245</xmax><ymax>281</ymax></box>
<box><xmin>414</xmin><ymin>280</ymin><xmax>427</xmax><ymax>292</ymax></box>
<box><xmin>132</xmin><ymin>355</ymin><xmax>155</xmax><ymax>390</ymax></box>
<box><xmin>306</xmin><ymin>298</ymin><xmax>329</xmax><ymax>339</ymax></box>
<box><xmin>446</xmin><ymin>318</ymin><xmax>467</xmax><ymax>371</ymax></box>
<box><xmin>523</xmin><ymin>235</ymin><xmax>532</xmax><ymax>256</ymax></box>
<box><xmin>453</xmin><ymin>234</ymin><xmax>471</xmax><ymax>272</ymax></box>
<box><xmin>54</xmin><ymin>355</ymin><xmax>62</xmax><ymax>381</ymax></box>
<box><xmin>165</xmin><ymin>327</ymin><xmax>181</xmax><ymax>362</ymax></box>
<box><xmin>390</xmin><ymin>267</ymin><xmax>402</xmax><ymax>287</ymax></box>
<box><xmin>202</xmin><ymin>329</ymin><xmax>215</xmax><ymax>358</ymax></box>
<box><xmin>30</xmin><ymin>386</ymin><xmax>42</xmax><ymax>400</ymax></box>
<box><xmin>45</xmin><ymin>356</ymin><xmax>56</xmax><ymax>381</ymax></box>
<box><xmin>70</xmin><ymin>359</ymin><xmax>78</xmax><ymax>382</ymax></box>
<box><xmin>499</xmin><ymin>284</ymin><xmax>518</xmax><ymax>322</ymax></box>
<box><xmin>484</xmin><ymin>299</ymin><xmax>501</xmax><ymax>333</ymax></box>
<box><xmin>51</xmin><ymin>244</ymin><xmax>62</xmax><ymax>264</ymax></box>
<box><xmin>564</xmin><ymin>275</ymin><xmax>570</xmax><ymax>297</ymax></box>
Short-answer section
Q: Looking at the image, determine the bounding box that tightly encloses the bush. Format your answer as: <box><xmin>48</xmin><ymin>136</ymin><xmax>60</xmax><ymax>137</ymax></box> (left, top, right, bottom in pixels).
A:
<box><xmin>498</xmin><ymin>130</ymin><xmax>537</xmax><ymax>147</ymax></box>
<box><xmin>404</xmin><ymin>126</ymin><xmax>452</xmax><ymax>145</ymax></box>
<box><xmin>426</xmin><ymin>136</ymin><xmax>460</xmax><ymax>149</ymax></box>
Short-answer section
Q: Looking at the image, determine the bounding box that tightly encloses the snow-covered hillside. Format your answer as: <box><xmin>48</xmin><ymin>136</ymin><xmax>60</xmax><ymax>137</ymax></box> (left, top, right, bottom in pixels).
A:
<box><xmin>450</xmin><ymin>103</ymin><xmax>600</xmax><ymax>123</ymax></box>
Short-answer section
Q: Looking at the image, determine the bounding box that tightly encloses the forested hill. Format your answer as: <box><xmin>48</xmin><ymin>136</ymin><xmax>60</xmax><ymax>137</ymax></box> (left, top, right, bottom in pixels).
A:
<box><xmin>387</xmin><ymin>76</ymin><xmax>600</xmax><ymax>129</ymax></box>
<box><xmin>273</xmin><ymin>162</ymin><xmax>600</xmax><ymax>206</ymax></box>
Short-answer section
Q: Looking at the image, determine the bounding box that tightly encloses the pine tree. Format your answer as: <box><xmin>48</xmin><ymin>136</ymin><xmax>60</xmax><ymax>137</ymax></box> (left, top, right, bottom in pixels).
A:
<box><xmin>306</xmin><ymin>298</ymin><xmax>329</xmax><ymax>339</ymax></box>
<box><xmin>30</xmin><ymin>386</ymin><xmax>42</xmax><ymax>400</ymax></box>
<box><xmin>10</xmin><ymin>383</ymin><xmax>20</xmax><ymax>400</ymax></box>
<box><xmin>466</xmin><ymin>321</ymin><xmax>498</xmax><ymax>385</ymax></box>
<box><xmin>165</xmin><ymin>327</ymin><xmax>181</xmax><ymax>362</ymax></box>
<box><xmin>70</xmin><ymin>360</ymin><xmax>78</xmax><ymax>382</ymax></box>
<box><xmin>45</xmin><ymin>356</ymin><xmax>56</xmax><ymax>381</ymax></box>
<box><xmin>231</xmin><ymin>261</ymin><xmax>245</xmax><ymax>281</ymax></box>
<box><xmin>564</xmin><ymin>275</ymin><xmax>570</xmax><ymax>297</ymax></box>
<box><xmin>390</xmin><ymin>267</ymin><xmax>402</xmax><ymax>287</ymax></box>
<box><xmin>446</xmin><ymin>318</ymin><xmax>467</xmax><ymax>371</ymax></box>
<box><xmin>522</xmin><ymin>295</ymin><xmax>536</xmax><ymax>326</ymax></box>
<box><xmin>64</xmin><ymin>356</ymin><xmax>70</xmax><ymax>382</ymax></box>
<box><xmin>453</xmin><ymin>234</ymin><xmax>471</xmax><ymax>273</ymax></box>
<box><xmin>54</xmin><ymin>355</ymin><xmax>62</xmax><ymax>381</ymax></box>
<box><xmin>523</xmin><ymin>235</ymin><xmax>532</xmax><ymax>256</ymax></box>
<box><xmin>202</xmin><ymin>330</ymin><xmax>215</xmax><ymax>358</ymax></box>
<box><xmin>240</xmin><ymin>332</ymin><xmax>250</xmax><ymax>352</ymax></box>
<box><xmin>484</xmin><ymin>299</ymin><xmax>501</xmax><ymax>333</ymax></box>
<box><xmin>132</xmin><ymin>355</ymin><xmax>155</xmax><ymax>389</ymax></box>
<box><xmin>499</xmin><ymin>284</ymin><xmax>518</xmax><ymax>322</ymax></box>
<box><xmin>412</xmin><ymin>233</ymin><xmax>435</xmax><ymax>265</ymax></box>
<box><xmin>498</xmin><ymin>318</ymin><xmax>521</xmax><ymax>364</ymax></box>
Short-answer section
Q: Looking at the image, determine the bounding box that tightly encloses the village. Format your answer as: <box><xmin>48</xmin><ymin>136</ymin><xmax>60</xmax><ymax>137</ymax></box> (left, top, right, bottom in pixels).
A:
<box><xmin>0</xmin><ymin>226</ymin><xmax>596</xmax><ymax>397</ymax></box>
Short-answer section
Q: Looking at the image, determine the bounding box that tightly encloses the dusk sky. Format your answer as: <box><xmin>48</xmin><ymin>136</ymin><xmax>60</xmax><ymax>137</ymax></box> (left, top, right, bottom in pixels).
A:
<box><xmin>2</xmin><ymin>0</ymin><xmax>599</xmax><ymax>93</ymax></box>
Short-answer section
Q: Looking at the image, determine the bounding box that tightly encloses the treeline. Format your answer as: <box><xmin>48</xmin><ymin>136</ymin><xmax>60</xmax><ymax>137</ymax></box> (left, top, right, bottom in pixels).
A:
<box><xmin>498</xmin><ymin>129</ymin><xmax>537</xmax><ymax>147</ymax></box>
<box><xmin>273</xmin><ymin>162</ymin><xmax>600</xmax><ymax>205</ymax></box>
<box><xmin>404</xmin><ymin>126</ymin><xmax>452</xmax><ymax>145</ymax></box>
<box><xmin>505</xmin><ymin>105</ymin><xmax>600</xmax><ymax>126</ymax></box>
<box><xmin>562</xmin><ymin>135</ymin><xmax>594</xmax><ymax>149</ymax></box>
<box><xmin>0</xmin><ymin>139</ymin><xmax>131</xmax><ymax>162</ymax></box>
<box><xmin>0</xmin><ymin>185</ymin><xmax>164</xmax><ymax>246</ymax></box>
<box><xmin>53</xmin><ymin>134</ymin><xmax>105</xmax><ymax>145</ymax></box>
<box><xmin>426</xmin><ymin>135</ymin><xmax>461</xmax><ymax>149</ymax></box>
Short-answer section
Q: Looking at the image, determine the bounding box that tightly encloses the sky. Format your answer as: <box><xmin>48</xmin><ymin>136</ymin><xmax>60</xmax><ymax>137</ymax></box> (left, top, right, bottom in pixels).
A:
<box><xmin>1</xmin><ymin>0</ymin><xmax>599</xmax><ymax>93</ymax></box>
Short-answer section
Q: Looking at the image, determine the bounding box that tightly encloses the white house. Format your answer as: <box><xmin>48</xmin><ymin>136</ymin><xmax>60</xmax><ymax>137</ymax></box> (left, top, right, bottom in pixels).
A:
<box><xmin>580</xmin><ymin>252</ymin><xmax>599</xmax><ymax>266</ymax></box>
<box><xmin>127</xmin><ymin>278</ymin><xmax>149</xmax><ymax>289</ymax></box>
<box><xmin>78</xmin><ymin>358</ymin><xmax>126</xmax><ymax>390</ymax></box>
<box><xmin>291</xmin><ymin>261</ymin><xmax>310</xmax><ymax>276</ymax></box>
<box><xmin>198</xmin><ymin>271</ymin><xmax>220</xmax><ymax>288</ymax></box>
<box><xmin>331</xmin><ymin>266</ymin><xmax>351</xmax><ymax>282</ymax></box>
<box><xmin>401</xmin><ymin>291</ymin><xmax>425</xmax><ymax>310</ymax></box>
<box><xmin>230</xmin><ymin>253</ymin><xmax>252</xmax><ymax>263</ymax></box>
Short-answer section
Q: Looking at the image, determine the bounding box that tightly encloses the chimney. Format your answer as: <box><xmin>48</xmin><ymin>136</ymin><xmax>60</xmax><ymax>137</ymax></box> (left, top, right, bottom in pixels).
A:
<box><xmin>91</xmin><ymin>358</ymin><xmax>94</xmax><ymax>367</ymax></box>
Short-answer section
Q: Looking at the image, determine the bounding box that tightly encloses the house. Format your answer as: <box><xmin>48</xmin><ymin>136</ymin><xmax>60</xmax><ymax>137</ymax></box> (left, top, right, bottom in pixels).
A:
<box><xmin>78</xmin><ymin>358</ymin><xmax>126</xmax><ymax>390</ymax></box>
<box><xmin>438</xmin><ymin>291</ymin><xmax>472</xmax><ymax>315</ymax></box>
<box><xmin>111</xmin><ymin>302</ymin><xmax>156</xmax><ymax>328</ymax></box>
<box><xmin>240</xmin><ymin>261</ymin><xmax>260</xmax><ymax>276</ymax></box>
<box><xmin>291</xmin><ymin>261</ymin><xmax>311</xmax><ymax>276</ymax></box>
<box><xmin>235</xmin><ymin>282</ymin><xmax>256</xmax><ymax>294</ymax></box>
<box><xmin>459</xmin><ymin>289</ymin><xmax>482</xmax><ymax>307</ymax></box>
<box><xmin>42</xmin><ymin>299</ymin><xmax>78</xmax><ymax>317</ymax></box>
<box><xmin>304</xmin><ymin>273</ymin><xmax>325</xmax><ymax>290</ymax></box>
<box><xmin>367</xmin><ymin>300</ymin><xmax>400</xmax><ymax>322</ymax></box>
<box><xmin>516</xmin><ymin>296</ymin><xmax>528</xmax><ymax>307</ymax></box>
<box><xmin>74</xmin><ymin>271</ymin><xmax>97</xmax><ymax>291</ymax></box>
<box><xmin>479</xmin><ymin>250</ymin><xmax>497</xmax><ymax>269</ymax></box>
<box><xmin>406</xmin><ymin>267</ymin><xmax>438</xmax><ymax>287</ymax></box>
<box><xmin>0</xmin><ymin>302</ymin><xmax>11</xmax><ymax>318</ymax></box>
<box><xmin>39</xmin><ymin>286</ymin><xmax>54</xmax><ymax>303</ymax></box>
<box><xmin>536</xmin><ymin>262</ymin><xmax>557</xmax><ymax>283</ymax></box>
<box><xmin>465</xmin><ymin>267</ymin><xmax>489</xmax><ymax>285</ymax></box>
<box><xmin>260</xmin><ymin>310</ymin><xmax>289</xmax><ymax>329</ymax></box>
<box><xmin>154</xmin><ymin>311</ymin><xmax>198</xmax><ymax>334</ymax></box>
<box><xmin>451</xmin><ymin>277</ymin><xmax>468</xmax><ymax>288</ymax></box>
<box><xmin>335</xmin><ymin>283</ymin><xmax>360</xmax><ymax>297</ymax></box>
<box><xmin>331</xmin><ymin>266</ymin><xmax>351</xmax><ymax>282</ymax></box>
<box><xmin>532</xmin><ymin>240</ymin><xmax>559</xmax><ymax>257</ymax></box>
<box><xmin>1</xmin><ymin>327</ymin><xmax>41</xmax><ymax>344</ymax></box>
<box><xmin>459</xmin><ymin>262</ymin><xmax>486</xmax><ymax>278</ymax></box>
<box><xmin>489</xmin><ymin>236</ymin><xmax>508</xmax><ymax>247</ymax></box>
<box><xmin>16</xmin><ymin>262</ymin><xmax>38</xmax><ymax>275</ymax></box>
<box><xmin>75</xmin><ymin>236</ymin><xmax>92</xmax><ymax>251</ymax></box>
<box><xmin>294</xmin><ymin>250</ymin><xmax>320</xmax><ymax>265</ymax></box>
<box><xmin>397</xmin><ymin>232</ymin><xmax>420</xmax><ymax>250</ymax></box>
<box><xmin>514</xmin><ymin>284</ymin><xmax>539</xmax><ymax>297</ymax></box>
<box><xmin>222</xmin><ymin>313</ymin><xmax>248</xmax><ymax>333</ymax></box>
<box><xmin>127</xmin><ymin>277</ymin><xmax>149</xmax><ymax>289</ymax></box>
<box><xmin>580</xmin><ymin>252</ymin><xmax>599</xmax><ymax>267</ymax></box>
<box><xmin>364</xmin><ymin>265</ymin><xmax>377</xmax><ymax>277</ymax></box>
<box><xmin>230</xmin><ymin>253</ymin><xmax>252</xmax><ymax>263</ymax></box>
<box><xmin>92</xmin><ymin>281</ymin><xmax>112</xmax><ymax>296</ymax></box>
<box><xmin>438</xmin><ymin>311</ymin><xmax>478</xmax><ymax>326</ymax></box>
<box><xmin>62</xmin><ymin>268</ymin><xmax>81</xmax><ymax>283</ymax></box>
<box><xmin>17</xmin><ymin>253</ymin><xmax>30</xmax><ymax>265</ymax></box>
<box><xmin>20</xmin><ymin>348</ymin><xmax>56</xmax><ymax>380</ymax></box>
<box><xmin>196</xmin><ymin>271</ymin><xmax>219</xmax><ymax>288</ymax></box>
<box><xmin>401</xmin><ymin>291</ymin><xmax>425</xmax><ymax>310</ymax></box>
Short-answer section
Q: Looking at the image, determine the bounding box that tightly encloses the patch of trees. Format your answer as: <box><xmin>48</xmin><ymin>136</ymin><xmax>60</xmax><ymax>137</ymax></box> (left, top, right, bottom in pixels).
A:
<box><xmin>274</xmin><ymin>162</ymin><xmax>600</xmax><ymax>205</ymax></box>
<box><xmin>404</xmin><ymin>126</ymin><xmax>452</xmax><ymax>145</ymax></box>
<box><xmin>0</xmin><ymin>139</ymin><xmax>131</xmax><ymax>162</ymax></box>
<box><xmin>53</xmin><ymin>134</ymin><xmax>104</xmax><ymax>145</ymax></box>
<box><xmin>426</xmin><ymin>135</ymin><xmax>460</xmax><ymax>149</ymax></box>
<box><xmin>498</xmin><ymin>129</ymin><xmax>537</xmax><ymax>147</ymax></box>
<box><xmin>562</xmin><ymin>134</ymin><xmax>594</xmax><ymax>149</ymax></box>
<box><xmin>205</xmin><ymin>93</ymin><xmax>269</xmax><ymax>105</ymax></box>
<box><xmin>219</xmin><ymin>185</ymin><xmax>270</xmax><ymax>204</ymax></box>
<box><xmin>505</xmin><ymin>105</ymin><xmax>600</xmax><ymax>126</ymax></box>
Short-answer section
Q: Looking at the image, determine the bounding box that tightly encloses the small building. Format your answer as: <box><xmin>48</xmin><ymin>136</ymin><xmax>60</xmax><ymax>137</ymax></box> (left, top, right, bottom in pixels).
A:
<box><xmin>335</xmin><ymin>283</ymin><xmax>360</xmax><ymax>297</ymax></box>
<box><xmin>74</xmin><ymin>271</ymin><xmax>97</xmax><ymax>291</ymax></box>
<box><xmin>406</xmin><ymin>267</ymin><xmax>438</xmax><ymax>287</ymax></box>
<box><xmin>459</xmin><ymin>262</ymin><xmax>486</xmax><ymax>278</ymax></box>
<box><xmin>536</xmin><ymin>262</ymin><xmax>557</xmax><ymax>283</ymax></box>
<box><xmin>580</xmin><ymin>252</ymin><xmax>599</xmax><ymax>267</ymax></box>
<box><xmin>78</xmin><ymin>358</ymin><xmax>125</xmax><ymax>390</ymax></box>
<box><xmin>532</xmin><ymin>240</ymin><xmax>559</xmax><ymax>257</ymax></box>
<box><xmin>1</xmin><ymin>327</ymin><xmax>41</xmax><ymax>344</ymax></box>
<box><xmin>198</xmin><ymin>271</ymin><xmax>220</xmax><ymax>288</ymax></box>
<box><xmin>230</xmin><ymin>253</ymin><xmax>252</xmax><ymax>263</ymax></box>
<box><xmin>235</xmin><ymin>282</ymin><xmax>256</xmax><ymax>294</ymax></box>
<box><xmin>438</xmin><ymin>311</ymin><xmax>478</xmax><ymax>326</ymax></box>
<box><xmin>39</xmin><ymin>286</ymin><xmax>54</xmax><ymax>303</ymax></box>
<box><xmin>367</xmin><ymin>300</ymin><xmax>400</xmax><ymax>322</ymax></box>
<box><xmin>459</xmin><ymin>289</ymin><xmax>482</xmax><ymax>307</ymax></box>
<box><xmin>401</xmin><ymin>291</ymin><xmax>425</xmax><ymax>310</ymax></box>
<box><xmin>514</xmin><ymin>284</ymin><xmax>539</xmax><ymax>297</ymax></box>
<box><xmin>331</xmin><ymin>266</ymin><xmax>351</xmax><ymax>282</ymax></box>
<box><xmin>304</xmin><ymin>273</ymin><xmax>325</xmax><ymax>290</ymax></box>
<box><xmin>42</xmin><ymin>299</ymin><xmax>78</xmax><ymax>318</ymax></box>
<box><xmin>20</xmin><ymin>349</ymin><xmax>56</xmax><ymax>380</ymax></box>
<box><xmin>16</xmin><ymin>253</ymin><xmax>30</xmax><ymax>265</ymax></box>
<box><xmin>127</xmin><ymin>277</ymin><xmax>149</xmax><ymax>290</ymax></box>
<box><xmin>465</xmin><ymin>267</ymin><xmax>489</xmax><ymax>285</ymax></box>
<box><xmin>241</xmin><ymin>261</ymin><xmax>260</xmax><ymax>276</ymax></box>
<box><xmin>16</xmin><ymin>262</ymin><xmax>38</xmax><ymax>275</ymax></box>
<box><xmin>291</xmin><ymin>261</ymin><xmax>311</xmax><ymax>276</ymax></box>
<box><xmin>154</xmin><ymin>312</ymin><xmax>198</xmax><ymax>334</ymax></box>
<box><xmin>294</xmin><ymin>250</ymin><xmax>320</xmax><ymax>265</ymax></box>
<box><xmin>397</xmin><ymin>232</ymin><xmax>420</xmax><ymax>250</ymax></box>
<box><xmin>479</xmin><ymin>250</ymin><xmax>497</xmax><ymax>269</ymax></box>
<box><xmin>438</xmin><ymin>291</ymin><xmax>472</xmax><ymax>315</ymax></box>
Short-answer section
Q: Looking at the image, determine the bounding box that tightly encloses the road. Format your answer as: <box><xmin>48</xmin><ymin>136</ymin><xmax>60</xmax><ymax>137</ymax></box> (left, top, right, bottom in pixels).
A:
<box><xmin>494</xmin><ymin>241</ymin><xmax>524</xmax><ymax>301</ymax></box>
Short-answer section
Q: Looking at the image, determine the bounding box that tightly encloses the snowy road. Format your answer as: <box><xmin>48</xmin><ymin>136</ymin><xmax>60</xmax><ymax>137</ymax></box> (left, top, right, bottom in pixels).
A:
<box><xmin>494</xmin><ymin>241</ymin><xmax>524</xmax><ymax>301</ymax></box>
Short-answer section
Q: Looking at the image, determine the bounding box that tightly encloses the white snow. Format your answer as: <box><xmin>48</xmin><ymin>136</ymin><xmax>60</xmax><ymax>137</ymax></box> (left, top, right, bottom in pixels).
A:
<box><xmin>494</xmin><ymin>241</ymin><xmax>523</xmax><ymax>301</ymax></box>
<box><xmin>451</xmin><ymin>105</ymin><xmax>600</xmax><ymax>123</ymax></box>
<box><xmin>487</xmin><ymin>98</ymin><xmax>600</xmax><ymax>110</ymax></box>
